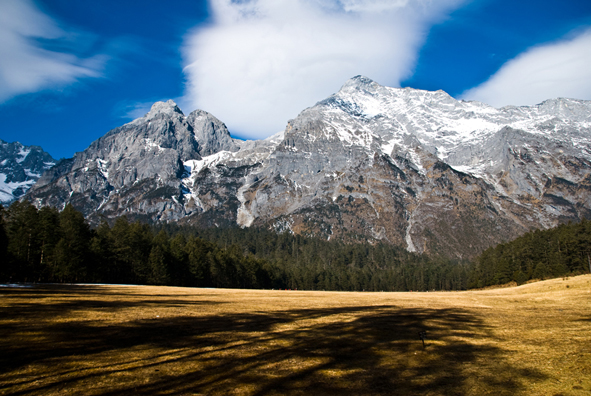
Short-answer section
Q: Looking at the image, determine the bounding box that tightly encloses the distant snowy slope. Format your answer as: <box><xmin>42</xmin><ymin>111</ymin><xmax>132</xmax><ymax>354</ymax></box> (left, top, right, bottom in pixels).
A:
<box><xmin>0</xmin><ymin>140</ymin><xmax>55</xmax><ymax>204</ymax></box>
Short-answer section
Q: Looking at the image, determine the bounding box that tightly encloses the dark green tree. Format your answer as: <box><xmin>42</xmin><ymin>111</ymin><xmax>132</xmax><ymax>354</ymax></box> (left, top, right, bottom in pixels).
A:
<box><xmin>6</xmin><ymin>201</ymin><xmax>40</xmax><ymax>281</ymax></box>
<box><xmin>0</xmin><ymin>205</ymin><xmax>9</xmax><ymax>280</ymax></box>
<box><xmin>53</xmin><ymin>204</ymin><xmax>91</xmax><ymax>282</ymax></box>
<box><xmin>185</xmin><ymin>236</ymin><xmax>212</xmax><ymax>286</ymax></box>
<box><xmin>37</xmin><ymin>206</ymin><xmax>61</xmax><ymax>281</ymax></box>
<box><xmin>148</xmin><ymin>244</ymin><xmax>169</xmax><ymax>285</ymax></box>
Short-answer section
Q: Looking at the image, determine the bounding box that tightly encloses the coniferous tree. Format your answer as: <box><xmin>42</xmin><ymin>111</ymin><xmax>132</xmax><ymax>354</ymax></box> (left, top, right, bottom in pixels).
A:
<box><xmin>90</xmin><ymin>221</ymin><xmax>117</xmax><ymax>283</ymax></box>
<box><xmin>6</xmin><ymin>201</ymin><xmax>40</xmax><ymax>281</ymax></box>
<box><xmin>37</xmin><ymin>206</ymin><xmax>60</xmax><ymax>282</ymax></box>
<box><xmin>53</xmin><ymin>204</ymin><xmax>91</xmax><ymax>282</ymax></box>
<box><xmin>185</xmin><ymin>236</ymin><xmax>212</xmax><ymax>287</ymax></box>
<box><xmin>148</xmin><ymin>244</ymin><xmax>169</xmax><ymax>285</ymax></box>
<box><xmin>0</xmin><ymin>205</ymin><xmax>9</xmax><ymax>280</ymax></box>
<box><xmin>169</xmin><ymin>233</ymin><xmax>189</xmax><ymax>285</ymax></box>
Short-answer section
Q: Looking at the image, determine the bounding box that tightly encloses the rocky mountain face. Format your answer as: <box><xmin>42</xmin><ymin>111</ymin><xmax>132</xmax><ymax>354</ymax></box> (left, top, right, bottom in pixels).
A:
<box><xmin>25</xmin><ymin>78</ymin><xmax>591</xmax><ymax>257</ymax></box>
<box><xmin>27</xmin><ymin>100</ymin><xmax>246</xmax><ymax>221</ymax></box>
<box><xmin>0</xmin><ymin>140</ymin><xmax>55</xmax><ymax>204</ymax></box>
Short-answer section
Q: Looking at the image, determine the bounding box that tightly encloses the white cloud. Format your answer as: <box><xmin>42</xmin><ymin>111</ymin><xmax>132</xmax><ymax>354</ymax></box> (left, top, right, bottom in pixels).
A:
<box><xmin>462</xmin><ymin>28</ymin><xmax>591</xmax><ymax>107</ymax></box>
<box><xmin>0</xmin><ymin>0</ymin><xmax>106</xmax><ymax>103</ymax></box>
<box><xmin>182</xmin><ymin>0</ymin><xmax>464</xmax><ymax>139</ymax></box>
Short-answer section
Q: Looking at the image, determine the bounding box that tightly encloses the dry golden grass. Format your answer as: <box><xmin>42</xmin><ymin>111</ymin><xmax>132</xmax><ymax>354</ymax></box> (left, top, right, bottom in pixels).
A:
<box><xmin>1</xmin><ymin>275</ymin><xmax>590</xmax><ymax>395</ymax></box>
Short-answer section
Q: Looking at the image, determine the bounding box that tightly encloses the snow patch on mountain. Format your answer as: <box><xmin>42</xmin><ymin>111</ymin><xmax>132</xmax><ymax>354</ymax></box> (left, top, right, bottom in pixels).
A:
<box><xmin>0</xmin><ymin>174</ymin><xmax>36</xmax><ymax>202</ymax></box>
<box><xmin>184</xmin><ymin>151</ymin><xmax>233</xmax><ymax>176</ymax></box>
<box><xmin>96</xmin><ymin>158</ymin><xmax>109</xmax><ymax>179</ymax></box>
<box><xmin>16</xmin><ymin>147</ymin><xmax>31</xmax><ymax>163</ymax></box>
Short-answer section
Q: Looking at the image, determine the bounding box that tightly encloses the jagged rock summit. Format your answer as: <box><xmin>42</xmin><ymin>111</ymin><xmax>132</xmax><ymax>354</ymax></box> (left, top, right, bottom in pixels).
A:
<box><xmin>28</xmin><ymin>101</ymin><xmax>242</xmax><ymax>220</ymax></box>
<box><xmin>0</xmin><ymin>140</ymin><xmax>55</xmax><ymax>203</ymax></box>
<box><xmin>25</xmin><ymin>77</ymin><xmax>591</xmax><ymax>257</ymax></box>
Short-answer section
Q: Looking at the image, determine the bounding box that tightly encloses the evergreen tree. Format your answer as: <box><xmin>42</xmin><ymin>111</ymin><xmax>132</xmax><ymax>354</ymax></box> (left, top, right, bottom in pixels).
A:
<box><xmin>168</xmin><ymin>233</ymin><xmax>189</xmax><ymax>285</ymax></box>
<box><xmin>90</xmin><ymin>221</ymin><xmax>117</xmax><ymax>283</ymax></box>
<box><xmin>37</xmin><ymin>207</ymin><xmax>61</xmax><ymax>282</ymax></box>
<box><xmin>185</xmin><ymin>236</ymin><xmax>212</xmax><ymax>286</ymax></box>
<box><xmin>0</xmin><ymin>205</ymin><xmax>9</xmax><ymax>280</ymax></box>
<box><xmin>53</xmin><ymin>204</ymin><xmax>91</xmax><ymax>282</ymax></box>
<box><xmin>6</xmin><ymin>201</ymin><xmax>40</xmax><ymax>281</ymax></box>
<box><xmin>148</xmin><ymin>245</ymin><xmax>169</xmax><ymax>285</ymax></box>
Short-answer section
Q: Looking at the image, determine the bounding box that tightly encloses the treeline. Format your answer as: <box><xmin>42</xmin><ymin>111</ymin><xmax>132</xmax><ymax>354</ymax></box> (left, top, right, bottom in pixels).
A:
<box><xmin>5</xmin><ymin>201</ymin><xmax>587</xmax><ymax>291</ymax></box>
<box><xmin>156</xmin><ymin>223</ymin><xmax>471</xmax><ymax>291</ymax></box>
<box><xmin>469</xmin><ymin>219</ymin><xmax>591</xmax><ymax>288</ymax></box>
<box><xmin>0</xmin><ymin>201</ymin><xmax>469</xmax><ymax>291</ymax></box>
<box><xmin>0</xmin><ymin>201</ymin><xmax>274</xmax><ymax>288</ymax></box>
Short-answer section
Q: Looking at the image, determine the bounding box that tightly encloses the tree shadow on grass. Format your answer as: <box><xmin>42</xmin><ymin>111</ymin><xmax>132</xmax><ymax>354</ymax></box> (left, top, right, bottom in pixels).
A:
<box><xmin>0</xmin><ymin>287</ymin><xmax>548</xmax><ymax>395</ymax></box>
<box><xmin>0</xmin><ymin>285</ymin><xmax>226</xmax><ymax>321</ymax></box>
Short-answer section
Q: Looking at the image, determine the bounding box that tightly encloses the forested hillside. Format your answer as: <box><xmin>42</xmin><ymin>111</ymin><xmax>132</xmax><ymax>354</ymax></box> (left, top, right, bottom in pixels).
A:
<box><xmin>1</xmin><ymin>201</ymin><xmax>590</xmax><ymax>291</ymax></box>
<box><xmin>469</xmin><ymin>219</ymin><xmax>591</xmax><ymax>288</ymax></box>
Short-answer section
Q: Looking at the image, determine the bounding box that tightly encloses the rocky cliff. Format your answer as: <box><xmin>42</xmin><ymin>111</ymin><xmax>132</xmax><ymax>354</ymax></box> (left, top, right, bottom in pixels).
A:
<box><xmin>27</xmin><ymin>100</ymin><xmax>244</xmax><ymax>221</ymax></box>
<box><xmin>25</xmin><ymin>77</ymin><xmax>591</xmax><ymax>257</ymax></box>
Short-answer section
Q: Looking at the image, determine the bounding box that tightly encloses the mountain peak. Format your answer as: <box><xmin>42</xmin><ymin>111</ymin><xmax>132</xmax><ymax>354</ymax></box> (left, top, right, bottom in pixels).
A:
<box><xmin>340</xmin><ymin>75</ymin><xmax>379</xmax><ymax>91</ymax></box>
<box><xmin>350</xmin><ymin>75</ymin><xmax>376</xmax><ymax>84</ymax></box>
<box><xmin>146</xmin><ymin>100</ymin><xmax>184</xmax><ymax>119</ymax></box>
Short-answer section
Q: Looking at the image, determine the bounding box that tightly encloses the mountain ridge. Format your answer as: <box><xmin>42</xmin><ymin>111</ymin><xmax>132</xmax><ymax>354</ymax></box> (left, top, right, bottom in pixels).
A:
<box><xmin>23</xmin><ymin>76</ymin><xmax>591</xmax><ymax>257</ymax></box>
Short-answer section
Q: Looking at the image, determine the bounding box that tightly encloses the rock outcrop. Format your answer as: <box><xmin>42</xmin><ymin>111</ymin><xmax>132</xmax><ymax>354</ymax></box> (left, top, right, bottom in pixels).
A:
<box><xmin>27</xmin><ymin>100</ymin><xmax>241</xmax><ymax>221</ymax></box>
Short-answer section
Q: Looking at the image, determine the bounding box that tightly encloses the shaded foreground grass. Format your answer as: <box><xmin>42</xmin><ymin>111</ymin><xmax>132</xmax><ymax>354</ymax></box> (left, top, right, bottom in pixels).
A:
<box><xmin>1</xmin><ymin>276</ymin><xmax>590</xmax><ymax>395</ymax></box>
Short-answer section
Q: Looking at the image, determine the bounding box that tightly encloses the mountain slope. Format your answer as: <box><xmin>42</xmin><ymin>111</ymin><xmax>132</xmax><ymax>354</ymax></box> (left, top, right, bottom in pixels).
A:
<box><xmin>0</xmin><ymin>140</ymin><xmax>55</xmax><ymax>204</ymax></box>
<box><xmin>25</xmin><ymin>77</ymin><xmax>591</xmax><ymax>257</ymax></box>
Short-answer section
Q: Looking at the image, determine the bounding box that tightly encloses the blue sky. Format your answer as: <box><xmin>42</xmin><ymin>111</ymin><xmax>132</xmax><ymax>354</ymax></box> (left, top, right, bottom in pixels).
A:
<box><xmin>1</xmin><ymin>0</ymin><xmax>591</xmax><ymax>160</ymax></box>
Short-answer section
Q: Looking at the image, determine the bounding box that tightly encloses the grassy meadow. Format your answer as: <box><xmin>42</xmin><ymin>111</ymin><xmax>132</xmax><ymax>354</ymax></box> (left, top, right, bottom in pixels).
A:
<box><xmin>1</xmin><ymin>275</ymin><xmax>590</xmax><ymax>395</ymax></box>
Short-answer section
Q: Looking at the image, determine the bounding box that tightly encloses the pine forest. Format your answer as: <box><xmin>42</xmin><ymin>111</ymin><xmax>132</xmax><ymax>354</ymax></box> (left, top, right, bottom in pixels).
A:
<box><xmin>1</xmin><ymin>201</ymin><xmax>590</xmax><ymax>291</ymax></box>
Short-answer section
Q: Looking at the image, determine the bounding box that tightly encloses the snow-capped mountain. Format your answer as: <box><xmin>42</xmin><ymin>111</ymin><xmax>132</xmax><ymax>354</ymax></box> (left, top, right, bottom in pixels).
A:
<box><xmin>25</xmin><ymin>77</ymin><xmax>591</xmax><ymax>257</ymax></box>
<box><xmin>0</xmin><ymin>140</ymin><xmax>55</xmax><ymax>204</ymax></box>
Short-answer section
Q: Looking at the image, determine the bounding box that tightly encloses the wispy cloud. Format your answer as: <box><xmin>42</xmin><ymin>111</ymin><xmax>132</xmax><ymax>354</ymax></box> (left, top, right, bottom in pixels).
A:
<box><xmin>462</xmin><ymin>27</ymin><xmax>591</xmax><ymax>107</ymax></box>
<box><xmin>182</xmin><ymin>0</ymin><xmax>465</xmax><ymax>139</ymax></box>
<box><xmin>0</xmin><ymin>0</ymin><xmax>107</xmax><ymax>103</ymax></box>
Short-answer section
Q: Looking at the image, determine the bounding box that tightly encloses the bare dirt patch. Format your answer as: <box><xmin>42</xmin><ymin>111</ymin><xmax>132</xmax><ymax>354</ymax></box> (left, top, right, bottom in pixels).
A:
<box><xmin>1</xmin><ymin>275</ymin><xmax>590</xmax><ymax>395</ymax></box>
